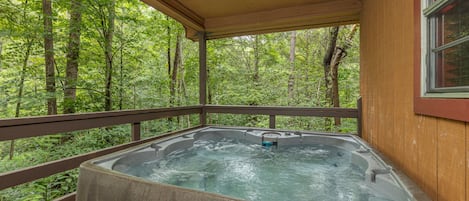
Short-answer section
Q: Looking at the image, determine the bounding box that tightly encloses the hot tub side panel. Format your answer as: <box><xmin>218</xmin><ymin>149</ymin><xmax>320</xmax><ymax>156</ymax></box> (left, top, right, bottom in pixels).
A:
<box><xmin>76</xmin><ymin>162</ymin><xmax>243</xmax><ymax>201</ymax></box>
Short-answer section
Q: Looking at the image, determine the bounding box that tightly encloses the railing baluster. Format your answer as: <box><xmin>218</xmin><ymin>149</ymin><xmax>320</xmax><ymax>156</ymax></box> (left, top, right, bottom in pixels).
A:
<box><xmin>131</xmin><ymin>122</ymin><xmax>141</xmax><ymax>141</ymax></box>
<box><xmin>200</xmin><ymin>107</ymin><xmax>207</xmax><ymax>126</ymax></box>
<box><xmin>269</xmin><ymin>115</ymin><xmax>276</xmax><ymax>129</ymax></box>
<box><xmin>357</xmin><ymin>97</ymin><xmax>362</xmax><ymax>138</ymax></box>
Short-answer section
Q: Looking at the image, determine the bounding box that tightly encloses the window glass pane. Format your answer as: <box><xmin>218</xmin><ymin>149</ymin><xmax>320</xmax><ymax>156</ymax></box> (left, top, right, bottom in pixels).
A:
<box><xmin>435</xmin><ymin>41</ymin><xmax>469</xmax><ymax>88</ymax></box>
<box><xmin>435</xmin><ymin>0</ymin><xmax>469</xmax><ymax>46</ymax></box>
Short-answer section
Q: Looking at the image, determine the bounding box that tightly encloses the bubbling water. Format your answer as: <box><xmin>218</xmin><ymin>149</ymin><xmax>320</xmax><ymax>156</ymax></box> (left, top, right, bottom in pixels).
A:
<box><xmin>123</xmin><ymin>138</ymin><xmax>395</xmax><ymax>201</ymax></box>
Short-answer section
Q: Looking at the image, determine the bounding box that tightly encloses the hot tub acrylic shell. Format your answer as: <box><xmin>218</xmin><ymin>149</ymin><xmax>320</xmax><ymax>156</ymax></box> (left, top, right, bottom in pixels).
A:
<box><xmin>76</xmin><ymin>127</ymin><xmax>430</xmax><ymax>201</ymax></box>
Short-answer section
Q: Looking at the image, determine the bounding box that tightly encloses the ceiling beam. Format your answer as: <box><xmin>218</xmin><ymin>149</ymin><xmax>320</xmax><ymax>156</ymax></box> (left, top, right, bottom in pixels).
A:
<box><xmin>205</xmin><ymin>17</ymin><xmax>359</xmax><ymax>40</ymax></box>
<box><xmin>203</xmin><ymin>0</ymin><xmax>360</xmax><ymax>39</ymax></box>
<box><xmin>142</xmin><ymin>0</ymin><xmax>361</xmax><ymax>40</ymax></box>
<box><xmin>141</xmin><ymin>0</ymin><xmax>204</xmax><ymax>31</ymax></box>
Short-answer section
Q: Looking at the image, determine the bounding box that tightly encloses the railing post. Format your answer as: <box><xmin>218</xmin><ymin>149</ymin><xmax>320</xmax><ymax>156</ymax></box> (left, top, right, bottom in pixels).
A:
<box><xmin>269</xmin><ymin>115</ymin><xmax>276</xmax><ymax>129</ymax></box>
<box><xmin>201</xmin><ymin>106</ymin><xmax>207</xmax><ymax>126</ymax></box>
<box><xmin>199</xmin><ymin>32</ymin><xmax>207</xmax><ymax>126</ymax></box>
<box><xmin>357</xmin><ymin>97</ymin><xmax>362</xmax><ymax>137</ymax></box>
<box><xmin>131</xmin><ymin>122</ymin><xmax>141</xmax><ymax>141</ymax></box>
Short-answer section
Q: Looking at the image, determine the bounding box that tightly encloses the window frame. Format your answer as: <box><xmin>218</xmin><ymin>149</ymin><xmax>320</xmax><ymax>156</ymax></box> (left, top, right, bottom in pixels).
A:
<box><xmin>423</xmin><ymin>0</ymin><xmax>469</xmax><ymax>95</ymax></box>
<box><xmin>414</xmin><ymin>0</ymin><xmax>469</xmax><ymax>122</ymax></box>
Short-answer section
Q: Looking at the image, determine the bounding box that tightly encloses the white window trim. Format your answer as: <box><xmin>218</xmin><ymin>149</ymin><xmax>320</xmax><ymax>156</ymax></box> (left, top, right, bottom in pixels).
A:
<box><xmin>420</xmin><ymin>0</ymin><xmax>428</xmax><ymax>97</ymax></box>
<box><xmin>420</xmin><ymin>0</ymin><xmax>469</xmax><ymax>98</ymax></box>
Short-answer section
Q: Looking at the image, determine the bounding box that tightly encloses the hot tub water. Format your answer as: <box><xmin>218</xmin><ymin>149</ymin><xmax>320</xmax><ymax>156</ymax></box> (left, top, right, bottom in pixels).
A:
<box><xmin>122</xmin><ymin>138</ymin><xmax>394</xmax><ymax>201</ymax></box>
<box><xmin>77</xmin><ymin>127</ymin><xmax>426</xmax><ymax>201</ymax></box>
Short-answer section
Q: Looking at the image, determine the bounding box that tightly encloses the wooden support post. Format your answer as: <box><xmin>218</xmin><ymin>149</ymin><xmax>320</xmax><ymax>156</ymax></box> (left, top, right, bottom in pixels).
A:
<box><xmin>269</xmin><ymin>115</ymin><xmax>276</xmax><ymax>129</ymax></box>
<box><xmin>357</xmin><ymin>97</ymin><xmax>362</xmax><ymax>137</ymax></box>
<box><xmin>131</xmin><ymin>122</ymin><xmax>141</xmax><ymax>141</ymax></box>
<box><xmin>199</xmin><ymin>32</ymin><xmax>207</xmax><ymax>126</ymax></box>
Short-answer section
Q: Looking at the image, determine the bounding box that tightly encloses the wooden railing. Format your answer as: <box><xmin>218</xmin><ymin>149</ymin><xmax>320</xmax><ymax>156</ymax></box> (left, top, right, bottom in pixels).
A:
<box><xmin>0</xmin><ymin>102</ymin><xmax>361</xmax><ymax>201</ymax></box>
<box><xmin>0</xmin><ymin>106</ymin><xmax>202</xmax><ymax>141</ymax></box>
<box><xmin>205</xmin><ymin>104</ymin><xmax>360</xmax><ymax>131</ymax></box>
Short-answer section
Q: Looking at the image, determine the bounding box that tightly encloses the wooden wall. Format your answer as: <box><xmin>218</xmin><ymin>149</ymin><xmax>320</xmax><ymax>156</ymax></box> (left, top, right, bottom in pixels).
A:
<box><xmin>360</xmin><ymin>0</ymin><xmax>468</xmax><ymax>200</ymax></box>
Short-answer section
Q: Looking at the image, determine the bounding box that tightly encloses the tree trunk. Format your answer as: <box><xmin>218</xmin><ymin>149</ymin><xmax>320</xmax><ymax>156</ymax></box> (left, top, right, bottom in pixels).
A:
<box><xmin>133</xmin><ymin>84</ymin><xmax>136</xmax><ymax>109</ymax></box>
<box><xmin>16</xmin><ymin>41</ymin><xmax>32</xmax><ymax>120</ymax></box>
<box><xmin>331</xmin><ymin>56</ymin><xmax>340</xmax><ymax>125</ymax></box>
<box><xmin>323</xmin><ymin>25</ymin><xmax>358</xmax><ymax>127</ymax></box>
<box><xmin>178</xmin><ymin>39</ymin><xmax>187</xmax><ymax>106</ymax></box>
<box><xmin>166</xmin><ymin>17</ymin><xmax>173</xmax><ymax>125</ymax></box>
<box><xmin>0</xmin><ymin>41</ymin><xmax>3</xmax><ymax>70</ymax></box>
<box><xmin>118</xmin><ymin>23</ymin><xmax>124</xmax><ymax>110</ymax></box>
<box><xmin>10</xmin><ymin>39</ymin><xmax>34</xmax><ymax>160</ymax></box>
<box><xmin>64</xmin><ymin>0</ymin><xmax>83</xmax><ymax>114</ymax></box>
<box><xmin>42</xmin><ymin>0</ymin><xmax>57</xmax><ymax>115</ymax></box>
<box><xmin>288</xmin><ymin>31</ymin><xmax>296</xmax><ymax>105</ymax></box>
<box><xmin>323</xmin><ymin>27</ymin><xmax>339</xmax><ymax>127</ymax></box>
<box><xmin>323</xmin><ymin>27</ymin><xmax>339</xmax><ymax>106</ymax></box>
<box><xmin>104</xmin><ymin>0</ymin><xmax>115</xmax><ymax>111</ymax></box>
<box><xmin>172</xmin><ymin>32</ymin><xmax>183</xmax><ymax>124</ymax></box>
<box><xmin>170</xmin><ymin>32</ymin><xmax>181</xmax><ymax>107</ymax></box>
<box><xmin>179</xmin><ymin>63</ymin><xmax>188</xmax><ymax>105</ymax></box>
<box><xmin>253</xmin><ymin>35</ymin><xmax>260</xmax><ymax>83</ymax></box>
<box><xmin>10</xmin><ymin>0</ymin><xmax>34</xmax><ymax>159</ymax></box>
<box><xmin>247</xmin><ymin>35</ymin><xmax>261</xmax><ymax>126</ymax></box>
<box><xmin>207</xmin><ymin>67</ymin><xmax>212</xmax><ymax>105</ymax></box>
<box><xmin>331</xmin><ymin>25</ymin><xmax>358</xmax><ymax>102</ymax></box>
<box><xmin>177</xmin><ymin>36</ymin><xmax>187</xmax><ymax>125</ymax></box>
<box><xmin>178</xmin><ymin>49</ymin><xmax>189</xmax><ymax>106</ymax></box>
<box><xmin>166</xmin><ymin>16</ymin><xmax>171</xmax><ymax>78</ymax></box>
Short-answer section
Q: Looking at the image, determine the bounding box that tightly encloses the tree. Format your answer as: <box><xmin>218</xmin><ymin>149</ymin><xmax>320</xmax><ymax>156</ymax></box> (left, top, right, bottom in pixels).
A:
<box><xmin>287</xmin><ymin>31</ymin><xmax>296</xmax><ymax>105</ymax></box>
<box><xmin>104</xmin><ymin>0</ymin><xmax>115</xmax><ymax>111</ymax></box>
<box><xmin>42</xmin><ymin>0</ymin><xmax>57</xmax><ymax>115</ymax></box>
<box><xmin>87</xmin><ymin>0</ymin><xmax>116</xmax><ymax>111</ymax></box>
<box><xmin>117</xmin><ymin>16</ymin><xmax>124</xmax><ymax>110</ymax></box>
<box><xmin>166</xmin><ymin>16</ymin><xmax>171</xmax><ymax>79</ymax></box>
<box><xmin>0</xmin><ymin>41</ymin><xmax>3</xmax><ymax>69</ymax></box>
<box><xmin>170</xmin><ymin>31</ymin><xmax>182</xmax><ymax>107</ymax></box>
<box><xmin>253</xmin><ymin>35</ymin><xmax>260</xmax><ymax>83</ymax></box>
<box><xmin>64</xmin><ymin>0</ymin><xmax>83</xmax><ymax>114</ymax></box>
<box><xmin>9</xmin><ymin>0</ymin><xmax>38</xmax><ymax>159</ymax></box>
<box><xmin>87</xmin><ymin>0</ymin><xmax>117</xmax><ymax>111</ymax></box>
<box><xmin>323</xmin><ymin>25</ymin><xmax>358</xmax><ymax>126</ymax></box>
<box><xmin>11</xmin><ymin>38</ymin><xmax>34</xmax><ymax>159</ymax></box>
<box><xmin>177</xmin><ymin>41</ymin><xmax>188</xmax><ymax>106</ymax></box>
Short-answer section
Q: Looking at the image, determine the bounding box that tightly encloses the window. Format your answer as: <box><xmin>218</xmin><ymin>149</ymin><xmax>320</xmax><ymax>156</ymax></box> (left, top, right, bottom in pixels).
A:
<box><xmin>414</xmin><ymin>0</ymin><xmax>469</xmax><ymax>122</ymax></box>
<box><xmin>423</xmin><ymin>0</ymin><xmax>469</xmax><ymax>96</ymax></box>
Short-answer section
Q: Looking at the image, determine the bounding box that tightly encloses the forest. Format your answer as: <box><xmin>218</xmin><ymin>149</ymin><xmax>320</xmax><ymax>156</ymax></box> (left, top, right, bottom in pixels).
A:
<box><xmin>0</xmin><ymin>0</ymin><xmax>359</xmax><ymax>200</ymax></box>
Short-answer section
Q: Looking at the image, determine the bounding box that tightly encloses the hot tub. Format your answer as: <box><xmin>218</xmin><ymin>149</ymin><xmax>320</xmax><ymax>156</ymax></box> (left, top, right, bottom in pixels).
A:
<box><xmin>76</xmin><ymin>127</ymin><xmax>429</xmax><ymax>201</ymax></box>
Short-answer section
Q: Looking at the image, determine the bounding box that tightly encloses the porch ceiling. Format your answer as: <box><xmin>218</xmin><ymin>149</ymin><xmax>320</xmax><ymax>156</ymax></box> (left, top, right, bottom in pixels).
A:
<box><xmin>141</xmin><ymin>0</ymin><xmax>361</xmax><ymax>40</ymax></box>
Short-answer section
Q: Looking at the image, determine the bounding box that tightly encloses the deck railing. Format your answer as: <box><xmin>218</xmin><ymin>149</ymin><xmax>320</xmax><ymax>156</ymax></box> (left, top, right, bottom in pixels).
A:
<box><xmin>0</xmin><ymin>101</ymin><xmax>361</xmax><ymax>201</ymax></box>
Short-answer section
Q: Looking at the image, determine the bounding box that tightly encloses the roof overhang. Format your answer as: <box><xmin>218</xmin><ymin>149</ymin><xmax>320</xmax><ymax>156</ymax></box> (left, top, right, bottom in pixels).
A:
<box><xmin>141</xmin><ymin>0</ymin><xmax>361</xmax><ymax>40</ymax></box>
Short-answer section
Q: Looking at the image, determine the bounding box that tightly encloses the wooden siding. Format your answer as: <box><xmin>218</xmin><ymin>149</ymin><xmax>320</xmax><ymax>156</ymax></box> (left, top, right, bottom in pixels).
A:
<box><xmin>361</xmin><ymin>0</ymin><xmax>468</xmax><ymax>200</ymax></box>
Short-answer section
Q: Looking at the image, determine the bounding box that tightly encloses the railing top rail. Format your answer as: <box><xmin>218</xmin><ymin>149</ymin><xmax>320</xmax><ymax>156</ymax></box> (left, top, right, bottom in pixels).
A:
<box><xmin>0</xmin><ymin>127</ymin><xmax>202</xmax><ymax>191</ymax></box>
<box><xmin>205</xmin><ymin>105</ymin><xmax>358</xmax><ymax>118</ymax></box>
<box><xmin>0</xmin><ymin>106</ymin><xmax>203</xmax><ymax>141</ymax></box>
<box><xmin>0</xmin><ymin>105</ymin><xmax>358</xmax><ymax>141</ymax></box>
<box><xmin>0</xmin><ymin>105</ymin><xmax>203</xmax><ymax>127</ymax></box>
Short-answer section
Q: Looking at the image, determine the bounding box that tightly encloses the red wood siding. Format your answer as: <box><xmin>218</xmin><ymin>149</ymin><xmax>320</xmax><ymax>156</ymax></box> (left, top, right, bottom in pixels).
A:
<box><xmin>361</xmin><ymin>0</ymin><xmax>468</xmax><ymax>200</ymax></box>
